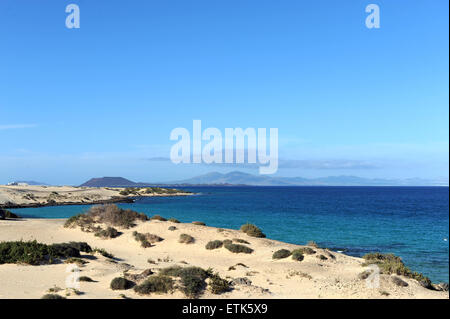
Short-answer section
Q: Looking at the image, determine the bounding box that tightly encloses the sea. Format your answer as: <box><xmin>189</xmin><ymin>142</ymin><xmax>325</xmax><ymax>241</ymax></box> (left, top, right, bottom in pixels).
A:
<box><xmin>9</xmin><ymin>186</ymin><xmax>449</xmax><ymax>283</ymax></box>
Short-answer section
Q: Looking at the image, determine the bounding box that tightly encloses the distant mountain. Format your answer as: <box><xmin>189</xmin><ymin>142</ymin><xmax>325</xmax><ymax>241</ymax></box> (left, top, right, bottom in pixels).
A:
<box><xmin>80</xmin><ymin>177</ymin><xmax>139</xmax><ymax>187</ymax></box>
<box><xmin>13</xmin><ymin>181</ymin><xmax>49</xmax><ymax>186</ymax></box>
<box><xmin>172</xmin><ymin>171</ymin><xmax>448</xmax><ymax>186</ymax></box>
<box><xmin>79</xmin><ymin>172</ymin><xmax>448</xmax><ymax>187</ymax></box>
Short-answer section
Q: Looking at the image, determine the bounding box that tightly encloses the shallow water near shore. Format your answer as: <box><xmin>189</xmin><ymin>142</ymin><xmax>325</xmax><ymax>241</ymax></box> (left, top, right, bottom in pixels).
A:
<box><xmin>10</xmin><ymin>186</ymin><xmax>449</xmax><ymax>283</ymax></box>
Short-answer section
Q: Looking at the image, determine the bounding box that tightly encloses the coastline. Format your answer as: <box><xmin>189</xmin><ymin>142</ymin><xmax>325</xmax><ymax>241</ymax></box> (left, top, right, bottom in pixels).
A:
<box><xmin>0</xmin><ymin>216</ymin><xmax>448</xmax><ymax>299</ymax></box>
<box><xmin>0</xmin><ymin>185</ymin><xmax>193</xmax><ymax>209</ymax></box>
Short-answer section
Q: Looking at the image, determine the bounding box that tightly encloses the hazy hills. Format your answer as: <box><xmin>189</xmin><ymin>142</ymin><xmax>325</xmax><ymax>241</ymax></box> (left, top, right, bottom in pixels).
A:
<box><xmin>79</xmin><ymin>172</ymin><xmax>448</xmax><ymax>187</ymax></box>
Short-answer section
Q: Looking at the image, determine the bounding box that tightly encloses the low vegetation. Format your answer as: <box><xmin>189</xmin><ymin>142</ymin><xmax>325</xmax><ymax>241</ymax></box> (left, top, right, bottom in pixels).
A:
<box><xmin>179</xmin><ymin>234</ymin><xmax>195</xmax><ymax>244</ymax></box>
<box><xmin>209</xmin><ymin>273</ymin><xmax>232</xmax><ymax>294</ymax></box>
<box><xmin>159</xmin><ymin>266</ymin><xmax>212</xmax><ymax>298</ymax></box>
<box><xmin>150</xmin><ymin>214</ymin><xmax>167</xmax><ymax>221</ymax></box>
<box><xmin>92</xmin><ymin>247</ymin><xmax>114</xmax><ymax>259</ymax></box>
<box><xmin>110</xmin><ymin>277</ymin><xmax>135</xmax><ymax>290</ymax></box>
<box><xmin>272</xmin><ymin>249</ymin><xmax>292</xmax><ymax>259</ymax></box>
<box><xmin>298</xmin><ymin>247</ymin><xmax>316</xmax><ymax>255</ymax></box>
<box><xmin>0</xmin><ymin>208</ymin><xmax>21</xmax><ymax>219</ymax></box>
<box><xmin>205</xmin><ymin>240</ymin><xmax>223</xmax><ymax>250</ymax></box>
<box><xmin>0</xmin><ymin>241</ymin><xmax>91</xmax><ymax>265</ymax></box>
<box><xmin>132</xmin><ymin>231</ymin><xmax>152</xmax><ymax>248</ymax></box>
<box><xmin>64</xmin><ymin>257</ymin><xmax>88</xmax><ymax>267</ymax></box>
<box><xmin>192</xmin><ymin>221</ymin><xmax>206</xmax><ymax>226</ymax></box>
<box><xmin>64</xmin><ymin>204</ymin><xmax>148</xmax><ymax>231</ymax></box>
<box><xmin>316</xmin><ymin>254</ymin><xmax>328</xmax><ymax>261</ymax></box>
<box><xmin>134</xmin><ymin>275</ymin><xmax>175</xmax><ymax>294</ymax></box>
<box><xmin>224</xmin><ymin>241</ymin><xmax>253</xmax><ymax>254</ymax></box>
<box><xmin>79</xmin><ymin>276</ymin><xmax>95</xmax><ymax>282</ymax></box>
<box><xmin>392</xmin><ymin>276</ymin><xmax>408</xmax><ymax>287</ymax></box>
<box><xmin>41</xmin><ymin>294</ymin><xmax>66</xmax><ymax>299</ymax></box>
<box><xmin>95</xmin><ymin>227</ymin><xmax>120</xmax><ymax>239</ymax></box>
<box><xmin>240</xmin><ymin>223</ymin><xmax>266</xmax><ymax>238</ymax></box>
<box><xmin>362</xmin><ymin>253</ymin><xmax>433</xmax><ymax>289</ymax></box>
<box><xmin>291</xmin><ymin>249</ymin><xmax>304</xmax><ymax>261</ymax></box>
<box><xmin>168</xmin><ymin>218</ymin><xmax>180</xmax><ymax>223</ymax></box>
<box><xmin>307</xmin><ymin>241</ymin><xmax>319</xmax><ymax>248</ymax></box>
<box><xmin>168</xmin><ymin>226</ymin><xmax>177</xmax><ymax>231</ymax></box>
<box><xmin>233</xmin><ymin>238</ymin><xmax>250</xmax><ymax>244</ymax></box>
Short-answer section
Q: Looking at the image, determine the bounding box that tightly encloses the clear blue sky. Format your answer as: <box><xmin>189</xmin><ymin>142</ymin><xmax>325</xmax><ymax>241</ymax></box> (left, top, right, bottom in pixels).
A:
<box><xmin>0</xmin><ymin>0</ymin><xmax>448</xmax><ymax>184</ymax></box>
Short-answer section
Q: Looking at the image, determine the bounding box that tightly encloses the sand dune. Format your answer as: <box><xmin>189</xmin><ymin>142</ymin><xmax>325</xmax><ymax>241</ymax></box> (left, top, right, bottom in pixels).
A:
<box><xmin>0</xmin><ymin>217</ymin><xmax>447</xmax><ymax>299</ymax></box>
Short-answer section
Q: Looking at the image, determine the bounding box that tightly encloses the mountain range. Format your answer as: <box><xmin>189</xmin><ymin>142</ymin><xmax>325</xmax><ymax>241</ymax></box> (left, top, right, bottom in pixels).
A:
<box><xmin>79</xmin><ymin>172</ymin><xmax>448</xmax><ymax>187</ymax></box>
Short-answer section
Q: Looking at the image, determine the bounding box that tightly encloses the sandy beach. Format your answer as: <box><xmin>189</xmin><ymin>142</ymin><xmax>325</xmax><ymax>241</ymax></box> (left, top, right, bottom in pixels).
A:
<box><xmin>0</xmin><ymin>216</ymin><xmax>447</xmax><ymax>299</ymax></box>
<box><xmin>0</xmin><ymin>185</ymin><xmax>191</xmax><ymax>208</ymax></box>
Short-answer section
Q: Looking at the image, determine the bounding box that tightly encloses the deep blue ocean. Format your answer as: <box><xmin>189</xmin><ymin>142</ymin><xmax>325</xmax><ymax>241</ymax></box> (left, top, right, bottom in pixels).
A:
<box><xmin>10</xmin><ymin>186</ymin><xmax>449</xmax><ymax>283</ymax></box>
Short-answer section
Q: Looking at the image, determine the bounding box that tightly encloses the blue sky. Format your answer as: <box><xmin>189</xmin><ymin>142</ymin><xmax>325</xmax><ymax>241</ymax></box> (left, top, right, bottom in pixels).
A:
<box><xmin>0</xmin><ymin>0</ymin><xmax>448</xmax><ymax>184</ymax></box>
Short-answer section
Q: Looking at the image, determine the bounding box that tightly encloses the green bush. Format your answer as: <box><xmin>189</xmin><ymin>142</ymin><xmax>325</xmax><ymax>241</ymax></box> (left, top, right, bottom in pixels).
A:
<box><xmin>64</xmin><ymin>205</ymin><xmax>148</xmax><ymax>230</ymax></box>
<box><xmin>192</xmin><ymin>221</ymin><xmax>206</xmax><ymax>226</ymax></box>
<box><xmin>361</xmin><ymin>253</ymin><xmax>431</xmax><ymax>287</ymax></box>
<box><xmin>179</xmin><ymin>234</ymin><xmax>195</xmax><ymax>244</ymax></box>
<box><xmin>0</xmin><ymin>241</ymin><xmax>90</xmax><ymax>265</ymax></box>
<box><xmin>298</xmin><ymin>247</ymin><xmax>316</xmax><ymax>255</ymax></box>
<box><xmin>233</xmin><ymin>238</ymin><xmax>250</xmax><ymax>244</ymax></box>
<box><xmin>132</xmin><ymin>231</ymin><xmax>152</xmax><ymax>248</ymax></box>
<box><xmin>168</xmin><ymin>226</ymin><xmax>177</xmax><ymax>231</ymax></box>
<box><xmin>316</xmin><ymin>254</ymin><xmax>328</xmax><ymax>261</ymax></box>
<box><xmin>110</xmin><ymin>277</ymin><xmax>135</xmax><ymax>290</ymax></box>
<box><xmin>41</xmin><ymin>294</ymin><xmax>66</xmax><ymax>299</ymax></box>
<box><xmin>168</xmin><ymin>218</ymin><xmax>180</xmax><ymax>223</ymax></box>
<box><xmin>392</xmin><ymin>276</ymin><xmax>408</xmax><ymax>287</ymax></box>
<box><xmin>307</xmin><ymin>241</ymin><xmax>319</xmax><ymax>248</ymax></box>
<box><xmin>92</xmin><ymin>248</ymin><xmax>114</xmax><ymax>259</ymax></box>
<box><xmin>134</xmin><ymin>275</ymin><xmax>174</xmax><ymax>294</ymax></box>
<box><xmin>291</xmin><ymin>249</ymin><xmax>304</xmax><ymax>261</ymax></box>
<box><xmin>0</xmin><ymin>208</ymin><xmax>20</xmax><ymax>219</ymax></box>
<box><xmin>205</xmin><ymin>240</ymin><xmax>223</xmax><ymax>250</ymax></box>
<box><xmin>224</xmin><ymin>242</ymin><xmax>253</xmax><ymax>254</ymax></box>
<box><xmin>159</xmin><ymin>266</ymin><xmax>211</xmax><ymax>298</ymax></box>
<box><xmin>95</xmin><ymin>227</ymin><xmax>120</xmax><ymax>239</ymax></box>
<box><xmin>150</xmin><ymin>215</ymin><xmax>167</xmax><ymax>221</ymax></box>
<box><xmin>272</xmin><ymin>249</ymin><xmax>292</xmax><ymax>259</ymax></box>
<box><xmin>240</xmin><ymin>223</ymin><xmax>266</xmax><ymax>238</ymax></box>
<box><xmin>209</xmin><ymin>273</ymin><xmax>232</xmax><ymax>294</ymax></box>
<box><xmin>64</xmin><ymin>257</ymin><xmax>87</xmax><ymax>267</ymax></box>
<box><xmin>79</xmin><ymin>276</ymin><xmax>95</xmax><ymax>282</ymax></box>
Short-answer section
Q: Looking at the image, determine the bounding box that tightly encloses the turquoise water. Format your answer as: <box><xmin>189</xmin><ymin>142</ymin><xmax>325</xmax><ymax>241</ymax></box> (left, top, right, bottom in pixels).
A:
<box><xmin>10</xmin><ymin>186</ymin><xmax>449</xmax><ymax>283</ymax></box>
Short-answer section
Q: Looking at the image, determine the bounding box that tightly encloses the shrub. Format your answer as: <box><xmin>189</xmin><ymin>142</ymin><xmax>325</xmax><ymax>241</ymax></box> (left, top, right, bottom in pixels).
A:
<box><xmin>64</xmin><ymin>205</ymin><xmax>148</xmax><ymax>230</ymax></box>
<box><xmin>93</xmin><ymin>248</ymin><xmax>114</xmax><ymax>259</ymax></box>
<box><xmin>0</xmin><ymin>209</ymin><xmax>20</xmax><ymax>219</ymax></box>
<box><xmin>64</xmin><ymin>257</ymin><xmax>87</xmax><ymax>267</ymax></box>
<box><xmin>41</xmin><ymin>294</ymin><xmax>66</xmax><ymax>299</ymax></box>
<box><xmin>206</xmin><ymin>240</ymin><xmax>223</xmax><ymax>250</ymax></box>
<box><xmin>358</xmin><ymin>270</ymin><xmax>373</xmax><ymax>280</ymax></box>
<box><xmin>317</xmin><ymin>254</ymin><xmax>328</xmax><ymax>261</ymax></box>
<box><xmin>110</xmin><ymin>277</ymin><xmax>135</xmax><ymax>290</ymax></box>
<box><xmin>79</xmin><ymin>276</ymin><xmax>95</xmax><ymax>282</ymax></box>
<box><xmin>362</xmin><ymin>252</ymin><xmax>432</xmax><ymax>288</ymax></box>
<box><xmin>209</xmin><ymin>273</ymin><xmax>232</xmax><ymax>294</ymax></box>
<box><xmin>0</xmin><ymin>241</ymin><xmax>89</xmax><ymax>265</ymax></box>
<box><xmin>272</xmin><ymin>249</ymin><xmax>292</xmax><ymax>259</ymax></box>
<box><xmin>132</xmin><ymin>231</ymin><xmax>152</xmax><ymax>248</ymax></box>
<box><xmin>392</xmin><ymin>276</ymin><xmax>408</xmax><ymax>287</ymax></box>
<box><xmin>159</xmin><ymin>265</ymin><xmax>212</xmax><ymax>296</ymax></box>
<box><xmin>307</xmin><ymin>241</ymin><xmax>319</xmax><ymax>248</ymax></box>
<box><xmin>168</xmin><ymin>226</ymin><xmax>177</xmax><ymax>231</ymax></box>
<box><xmin>168</xmin><ymin>218</ymin><xmax>180</xmax><ymax>223</ymax></box>
<box><xmin>192</xmin><ymin>221</ymin><xmax>206</xmax><ymax>226</ymax></box>
<box><xmin>87</xmin><ymin>204</ymin><xmax>148</xmax><ymax>228</ymax></box>
<box><xmin>95</xmin><ymin>227</ymin><xmax>120</xmax><ymax>239</ymax></box>
<box><xmin>150</xmin><ymin>215</ymin><xmax>167</xmax><ymax>221</ymax></box>
<box><xmin>240</xmin><ymin>223</ymin><xmax>266</xmax><ymax>238</ymax></box>
<box><xmin>224</xmin><ymin>242</ymin><xmax>253</xmax><ymax>254</ymax></box>
<box><xmin>298</xmin><ymin>247</ymin><xmax>316</xmax><ymax>255</ymax></box>
<box><xmin>291</xmin><ymin>249</ymin><xmax>304</xmax><ymax>261</ymax></box>
<box><xmin>66</xmin><ymin>242</ymin><xmax>92</xmax><ymax>253</ymax></box>
<box><xmin>233</xmin><ymin>238</ymin><xmax>250</xmax><ymax>244</ymax></box>
<box><xmin>134</xmin><ymin>275</ymin><xmax>174</xmax><ymax>294</ymax></box>
<box><xmin>179</xmin><ymin>234</ymin><xmax>195</xmax><ymax>244</ymax></box>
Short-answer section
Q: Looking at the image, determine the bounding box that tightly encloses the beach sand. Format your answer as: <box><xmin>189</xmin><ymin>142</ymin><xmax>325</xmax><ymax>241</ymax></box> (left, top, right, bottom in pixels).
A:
<box><xmin>0</xmin><ymin>218</ymin><xmax>447</xmax><ymax>299</ymax></box>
